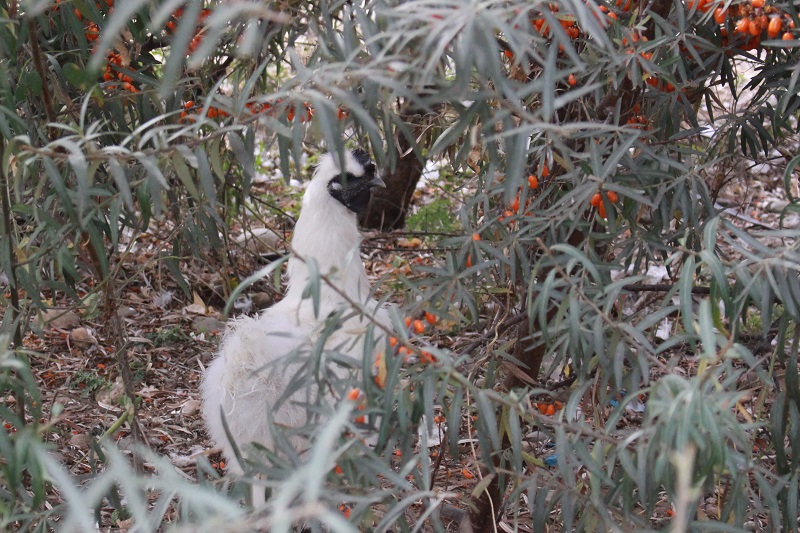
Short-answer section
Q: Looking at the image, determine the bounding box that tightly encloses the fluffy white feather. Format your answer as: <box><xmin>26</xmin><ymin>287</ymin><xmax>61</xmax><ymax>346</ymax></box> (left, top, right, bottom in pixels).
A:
<box><xmin>200</xmin><ymin>151</ymin><xmax>389</xmax><ymax>503</ymax></box>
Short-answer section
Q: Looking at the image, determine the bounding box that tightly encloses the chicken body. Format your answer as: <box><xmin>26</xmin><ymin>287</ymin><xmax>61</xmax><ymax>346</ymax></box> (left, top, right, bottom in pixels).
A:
<box><xmin>201</xmin><ymin>150</ymin><xmax>388</xmax><ymax>497</ymax></box>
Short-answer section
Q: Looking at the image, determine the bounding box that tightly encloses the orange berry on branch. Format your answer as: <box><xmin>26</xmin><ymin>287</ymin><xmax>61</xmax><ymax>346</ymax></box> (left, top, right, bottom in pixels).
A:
<box><xmin>528</xmin><ymin>175</ymin><xmax>539</xmax><ymax>189</ymax></box>
<box><xmin>413</xmin><ymin>320</ymin><xmax>426</xmax><ymax>334</ymax></box>
<box><xmin>606</xmin><ymin>191</ymin><xmax>619</xmax><ymax>203</ymax></box>
<box><xmin>568</xmin><ymin>73</ymin><xmax>578</xmax><ymax>86</ymax></box>
<box><xmin>597</xmin><ymin>203</ymin><xmax>607</xmax><ymax>218</ymax></box>
<box><xmin>736</xmin><ymin>17</ymin><xmax>751</xmax><ymax>35</ymax></box>
<box><xmin>420</xmin><ymin>351</ymin><xmax>437</xmax><ymax>364</ymax></box>
<box><xmin>783</xmin><ymin>31</ymin><xmax>794</xmax><ymax>40</ymax></box>
<box><xmin>714</xmin><ymin>7</ymin><xmax>727</xmax><ymax>24</ymax></box>
<box><xmin>347</xmin><ymin>388</ymin><xmax>362</xmax><ymax>401</ymax></box>
<box><xmin>749</xmin><ymin>17</ymin><xmax>762</xmax><ymax>36</ymax></box>
<box><xmin>751</xmin><ymin>0</ymin><xmax>764</xmax><ymax>8</ymax></box>
<box><xmin>472</xmin><ymin>233</ymin><xmax>481</xmax><ymax>241</ymax></box>
<box><xmin>590</xmin><ymin>193</ymin><xmax>602</xmax><ymax>207</ymax></box>
<box><xmin>424</xmin><ymin>311</ymin><xmax>437</xmax><ymax>325</ymax></box>
<box><xmin>768</xmin><ymin>17</ymin><xmax>782</xmax><ymax>38</ymax></box>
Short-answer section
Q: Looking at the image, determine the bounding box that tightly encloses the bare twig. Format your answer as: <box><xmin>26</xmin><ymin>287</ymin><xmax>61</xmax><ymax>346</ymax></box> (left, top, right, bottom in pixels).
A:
<box><xmin>1</xmin><ymin>137</ymin><xmax>27</xmax><ymax>421</ymax></box>
<box><xmin>27</xmin><ymin>18</ymin><xmax>57</xmax><ymax>139</ymax></box>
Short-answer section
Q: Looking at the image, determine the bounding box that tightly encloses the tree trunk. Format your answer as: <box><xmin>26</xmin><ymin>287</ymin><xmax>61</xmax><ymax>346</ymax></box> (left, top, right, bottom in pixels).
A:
<box><xmin>359</xmin><ymin>112</ymin><xmax>424</xmax><ymax>231</ymax></box>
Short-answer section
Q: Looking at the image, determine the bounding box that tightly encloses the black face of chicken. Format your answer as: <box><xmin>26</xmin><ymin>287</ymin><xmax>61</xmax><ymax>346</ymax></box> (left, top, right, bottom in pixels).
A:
<box><xmin>327</xmin><ymin>149</ymin><xmax>382</xmax><ymax>214</ymax></box>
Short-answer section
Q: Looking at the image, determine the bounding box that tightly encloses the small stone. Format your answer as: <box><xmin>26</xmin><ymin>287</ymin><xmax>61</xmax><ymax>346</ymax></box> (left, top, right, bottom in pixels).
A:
<box><xmin>70</xmin><ymin>327</ymin><xmax>98</xmax><ymax>345</ymax></box>
<box><xmin>193</xmin><ymin>316</ymin><xmax>226</xmax><ymax>334</ymax></box>
<box><xmin>181</xmin><ymin>399</ymin><xmax>201</xmax><ymax>416</ymax></box>
<box><xmin>69</xmin><ymin>433</ymin><xmax>92</xmax><ymax>448</ymax></box>
<box><xmin>251</xmin><ymin>292</ymin><xmax>274</xmax><ymax>309</ymax></box>
<box><xmin>40</xmin><ymin>309</ymin><xmax>81</xmax><ymax>330</ymax></box>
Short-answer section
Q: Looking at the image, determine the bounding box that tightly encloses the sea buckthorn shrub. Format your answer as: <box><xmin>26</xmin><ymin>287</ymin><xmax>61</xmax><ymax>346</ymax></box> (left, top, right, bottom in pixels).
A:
<box><xmin>1</xmin><ymin>1</ymin><xmax>799</xmax><ymax>531</ymax></box>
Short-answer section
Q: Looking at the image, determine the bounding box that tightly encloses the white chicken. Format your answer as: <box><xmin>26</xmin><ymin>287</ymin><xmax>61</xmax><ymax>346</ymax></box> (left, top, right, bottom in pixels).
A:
<box><xmin>200</xmin><ymin>149</ymin><xmax>389</xmax><ymax>505</ymax></box>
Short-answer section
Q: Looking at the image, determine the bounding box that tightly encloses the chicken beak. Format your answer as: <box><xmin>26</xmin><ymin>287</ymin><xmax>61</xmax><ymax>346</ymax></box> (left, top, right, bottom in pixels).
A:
<box><xmin>370</xmin><ymin>175</ymin><xmax>386</xmax><ymax>189</ymax></box>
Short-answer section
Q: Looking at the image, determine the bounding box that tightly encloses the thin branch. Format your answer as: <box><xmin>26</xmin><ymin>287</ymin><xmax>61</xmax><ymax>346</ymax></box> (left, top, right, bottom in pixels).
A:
<box><xmin>27</xmin><ymin>18</ymin><xmax>57</xmax><ymax>139</ymax></box>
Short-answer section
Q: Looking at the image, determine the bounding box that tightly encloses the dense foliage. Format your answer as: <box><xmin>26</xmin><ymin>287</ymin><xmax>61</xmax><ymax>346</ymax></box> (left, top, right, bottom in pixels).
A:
<box><xmin>1</xmin><ymin>0</ymin><xmax>799</xmax><ymax>531</ymax></box>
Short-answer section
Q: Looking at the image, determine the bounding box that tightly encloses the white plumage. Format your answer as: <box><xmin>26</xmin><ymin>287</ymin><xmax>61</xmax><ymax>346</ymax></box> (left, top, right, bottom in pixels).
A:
<box><xmin>200</xmin><ymin>150</ymin><xmax>389</xmax><ymax>503</ymax></box>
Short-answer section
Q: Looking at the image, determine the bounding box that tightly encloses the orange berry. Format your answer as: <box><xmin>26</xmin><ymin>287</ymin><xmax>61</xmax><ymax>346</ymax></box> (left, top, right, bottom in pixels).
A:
<box><xmin>503</xmin><ymin>49</ymin><xmax>513</xmax><ymax>59</ymax></box>
<box><xmin>590</xmin><ymin>193</ymin><xmax>602</xmax><ymax>207</ymax></box>
<box><xmin>541</xmin><ymin>164</ymin><xmax>550</xmax><ymax>177</ymax></box>
<box><xmin>511</xmin><ymin>195</ymin><xmax>520</xmax><ymax>212</ymax></box>
<box><xmin>166</xmin><ymin>20</ymin><xmax>176</xmax><ymax>32</ymax></box>
<box><xmin>347</xmin><ymin>388</ymin><xmax>359</xmax><ymax>401</ymax></box>
<box><xmin>334</xmin><ymin>464</ymin><xmax>343</xmax><ymax>475</ymax></box>
<box><xmin>546</xmin><ymin>404</ymin><xmax>556</xmax><ymax>416</ymax></box>
<box><xmin>751</xmin><ymin>0</ymin><xmax>764</xmax><ymax>8</ymax></box>
<box><xmin>389</xmin><ymin>336</ymin><xmax>399</xmax><ymax>348</ymax></box>
<box><xmin>184</xmin><ymin>101</ymin><xmax>195</xmax><ymax>109</ymax></box>
<box><xmin>207</xmin><ymin>108</ymin><xmax>218</xmax><ymax>118</ymax></box>
<box><xmin>768</xmin><ymin>17</ymin><xmax>782</xmax><ymax>39</ymax></box>
<box><xmin>713</xmin><ymin>7</ymin><xmax>727</xmax><ymax>24</ymax></box>
<box><xmin>103</xmin><ymin>71</ymin><xmax>114</xmax><ymax>81</ymax></box>
<box><xmin>568</xmin><ymin>73</ymin><xmax>577</xmax><ymax>86</ymax></box>
<box><xmin>425</xmin><ymin>311</ymin><xmax>437</xmax><ymax>324</ymax></box>
<box><xmin>413</xmin><ymin>319</ymin><xmax>425</xmax><ymax>334</ymax></box>
<box><xmin>404</xmin><ymin>316</ymin><xmax>412</xmax><ymax>328</ymax></box>
<box><xmin>597</xmin><ymin>203</ymin><xmax>607</xmax><ymax>218</ymax></box>
<box><xmin>528</xmin><ymin>175</ymin><xmax>539</xmax><ymax>189</ymax></box>
<box><xmin>736</xmin><ymin>17</ymin><xmax>751</xmax><ymax>35</ymax></box>
<box><xmin>749</xmin><ymin>17</ymin><xmax>762</xmax><ymax>36</ymax></box>
<box><xmin>537</xmin><ymin>402</ymin><xmax>548</xmax><ymax>412</ymax></box>
<box><xmin>420</xmin><ymin>351</ymin><xmax>437</xmax><ymax>364</ymax></box>
<box><xmin>783</xmin><ymin>31</ymin><xmax>794</xmax><ymax>40</ymax></box>
<box><xmin>466</xmin><ymin>255</ymin><xmax>473</xmax><ymax>268</ymax></box>
<box><xmin>472</xmin><ymin>232</ymin><xmax>481</xmax><ymax>241</ymax></box>
<box><xmin>461</xmin><ymin>467</ymin><xmax>474</xmax><ymax>479</ymax></box>
<box><xmin>606</xmin><ymin>191</ymin><xmax>619</xmax><ymax>203</ymax></box>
